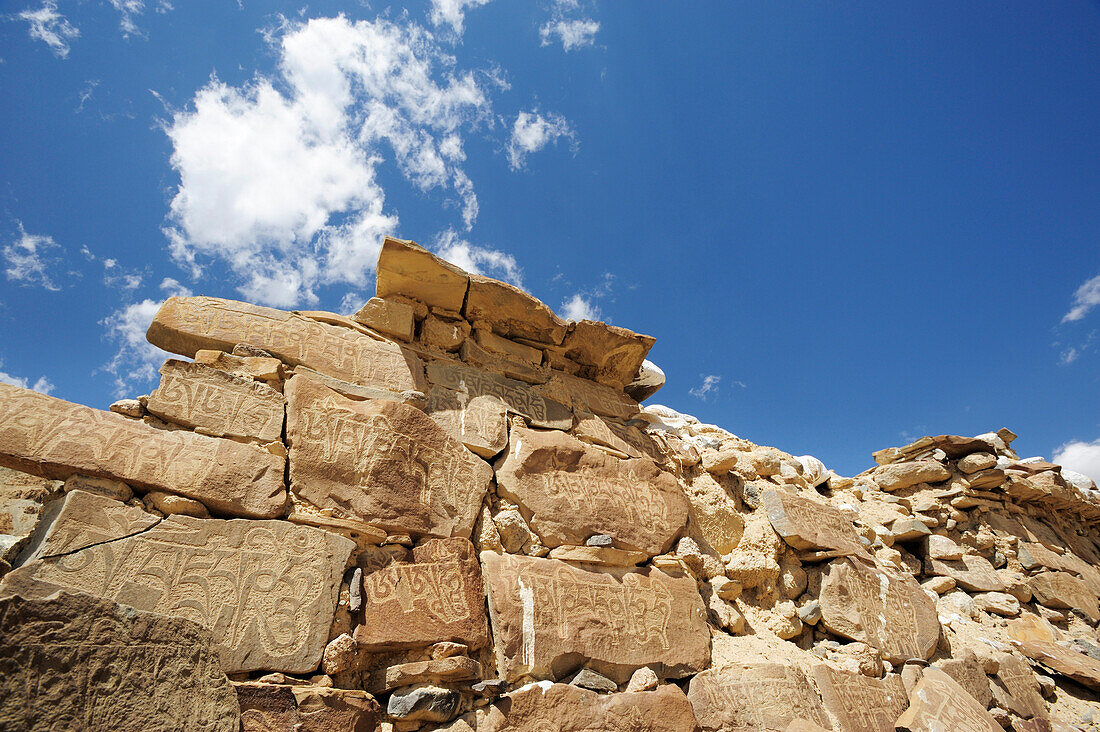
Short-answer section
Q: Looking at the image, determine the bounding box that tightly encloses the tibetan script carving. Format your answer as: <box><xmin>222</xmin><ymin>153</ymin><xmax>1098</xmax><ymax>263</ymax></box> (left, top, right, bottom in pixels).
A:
<box><xmin>426</xmin><ymin>360</ymin><xmax>572</xmax><ymax>430</ymax></box>
<box><xmin>763</xmin><ymin>488</ymin><xmax>867</xmax><ymax>557</ymax></box>
<box><xmin>813</xmin><ymin>665</ymin><xmax>908</xmax><ymax>732</ymax></box>
<box><xmin>686</xmin><ymin>662</ymin><xmax>829</xmax><ymax>732</ymax></box>
<box><xmin>895</xmin><ymin>667</ymin><xmax>1001</xmax><ymax>732</ymax></box>
<box><xmin>426</xmin><ymin>386</ymin><xmax>508</xmax><ymax>459</ymax></box>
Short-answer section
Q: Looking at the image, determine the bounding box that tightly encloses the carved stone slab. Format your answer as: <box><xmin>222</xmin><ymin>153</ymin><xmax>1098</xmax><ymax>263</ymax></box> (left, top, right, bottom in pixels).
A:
<box><xmin>426</xmin><ymin>360</ymin><xmax>572</xmax><ymax>430</ymax></box>
<box><xmin>1</xmin><ymin>492</ymin><xmax>353</xmax><ymax>674</ymax></box>
<box><xmin>0</xmin><ymin>591</ymin><xmax>239</xmax><ymax>731</ymax></box>
<box><xmin>234</xmin><ymin>683</ymin><xmax>379</xmax><ymax>732</ymax></box>
<box><xmin>539</xmin><ymin>372</ymin><xmax>640</xmax><ymax>420</ymax></box>
<box><xmin>354</xmin><ymin>538</ymin><xmax>489</xmax><ymax>652</ymax></box>
<box><xmin>991</xmin><ymin>653</ymin><xmax>1045</xmax><ymax>719</ymax></box>
<box><xmin>819</xmin><ymin>557</ymin><xmax>940</xmax><ymax>663</ymax></box>
<box><xmin>937</xmin><ymin>650</ymin><xmax>993</xmax><ymax>709</ymax></box>
<box><xmin>480</xmin><ymin>551</ymin><xmax>710</xmax><ymax>683</ymax></box>
<box><xmin>1016</xmin><ymin>542</ymin><xmax>1066</xmax><ymax>572</ymax></box>
<box><xmin>762</xmin><ymin>489</ymin><xmax>866</xmax><ymax>556</ymax></box>
<box><xmin>813</xmin><ymin>665</ymin><xmax>908</xmax><ymax>732</ymax></box>
<box><xmin>147</xmin><ymin>359</ymin><xmax>285</xmax><ymax>443</ymax></box>
<box><xmin>147</xmin><ymin>296</ymin><xmax>424</xmax><ymax>393</ymax></box>
<box><xmin>926</xmin><ymin>554</ymin><xmax>1006</xmax><ymax>593</ymax></box>
<box><xmin>1018</xmin><ymin>640</ymin><xmax>1100</xmax><ymax>692</ymax></box>
<box><xmin>895</xmin><ymin>667</ymin><xmax>1001</xmax><ymax>732</ymax></box>
<box><xmin>686</xmin><ymin>662</ymin><xmax>830</xmax><ymax>732</ymax></box>
<box><xmin>1027</xmin><ymin>572</ymin><xmax>1100</xmax><ymax>622</ymax></box>
<box><xmin>426</xmin><ymin>386</ymin><xmax>508</xmax><ymax>459</ymax></box>
<box><xmin>495</xmin><ymin>427</ymin><xmax>689</xmax><ymax>556</ymax></box>
<box><xmin>465</xmin><ymin>273</ymin><xmax>569</xmax><ymax>346</ymax></box>
<box><xmin>286</xmin><ymin>375</ymin><xmax>492</xmax><ymax>539</ymax></box>
<box><xmin>0</xmin><ymin>383</ymin><xmax>287</xmax><ymax>519</ymax></box>
<box><xmin>559</xmin><ymin>320</ymin><xmax>655</xmax><ymax>389</ymax></box>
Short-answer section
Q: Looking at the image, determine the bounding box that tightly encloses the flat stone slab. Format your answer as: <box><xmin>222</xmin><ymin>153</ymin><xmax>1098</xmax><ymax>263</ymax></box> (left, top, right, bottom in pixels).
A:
<box><xmin>763</xmin><ymin>488</ymin><xmax>867</xmax><ymax>556</ymax></box>
<box><xmin>495</xmin><ymin>427</ymin><xmax>689</xmax><ymax>556</ymax></box>
<box><xmin>376</xmin><ymin>236</ymin><xmax>469</xmax><ymax>312</ymax></box>
<box><xmin>896</xmin><ymin>667</ymin><xmax>1001</xmax><ymax>732</ymax></box>
<box><xmin>991</xmin><ymin>653</ymin><xmax>1046</xmax><ymax>719</ymax></box>
<box><xmin>0</xmin><ymin>591</ymin><xmax>239</xmax><ymax>732</ymax></box>
<box><xmin>537</xmin><ymin>371</ymin><xmax>640</xmax><ymax>420</ymax></box>
<box><xmin>147</xmin><ymin>296</ymin><xmax>425</xmax><ymax>392</ymax></box>
<box><xmin>147</xmin><ymin>359</ymin><xmax>285</xmax><ymax>443</ymax></box>
<box><xmin>0</xmin><ymin>383</ymin><xmax>286</xmax><ymax>519</ymax></box>
<box><xmin>369</xmin><ymin>655</ymin><xmax>481</xmax><ymax>694</ymax></box>
<box><xmin>481</xmin><ymin>552</ymin><xmax>710</xmax><ymax>683</ymax></box>
<box><xmin>1</xmin><ymin>491</ymin><xmax>353</xmax><ymax>674</ymax></box>
<box><xmin>234</xmin><ymin>683</ymin><xmax>379</xmax><ymax>732</ymax></box>
<box><xmin>813</xmin><ymin>665</ymin><xmax>908</xmax><ymax>732</ymax></box>
<box><xmin>474</xmin><ymin>683</ymin><xmax>698</xmax><ymax>732</ymax></box>
<box><xmin>687</xmin><ymin>662</ymin><xmax>830</xmax><ymax>732</ymax></box>
<box><xmin>819</xmin><ymin>557</ymin><xmax>940</xmax><ymax>663</ymax></box>
<box><xmin>926</xmin><ymin>554</ymin><xmax>1006</xmax><ymax>593</ymax></box>
<box><xmin>355</xmin><ymin>538</ymin><xmax>489</xmax><ymax>652</ymax></box>
<box><xmin>559</xmin><ymin>320</ymin><xmax>655</xmax><ymax>388</ymax></box>
<box><xmin>286</xmin><ymin>375</ymin><xmax>492</xmax><ymax>539</ymax></box>
<box><xmin>426</xmin><ymin>360</ymin><xmax>572</xmax><ymax>430</ymax></box>
<box><xmin>465</xmin><ymin>273</ymin><xmax>569</xmax><ymax>346</ymax></box>
<box><xmin>1018</xmin><ymin>640</ymin><xmax>1100</xmax><ymax>692</ymax></box>
<box><xmin>426</xmin><ymin>386</ymin><xmax>508</xmax><ymax>459</ymax></box>
<box><xmin>1027</xmin><ymin>572</ymin><xmax>1100</xmax><ymax>622</ymax></box>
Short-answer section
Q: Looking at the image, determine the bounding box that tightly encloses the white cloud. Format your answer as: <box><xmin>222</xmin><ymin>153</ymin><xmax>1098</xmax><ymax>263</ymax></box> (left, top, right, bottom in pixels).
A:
<box><xmin>1063</xmin><ymin>273</ymin><xmax>1100</xmax><ymax>323</ymax></box>
<box><xmin>109</xmin><ymin>0</ymin><xmax>146</xmax><ymax>38</ymax></box>
<box><xmin>1060</xmin><ymin>347</ymin><xmax>1079</xmax><ymax>365</ymax></box>
<box><xmin>0</xmin><ymin>363</ymin><xmax>54</xmax><ymax>395</ymax></box>
<box><xmin>101</xmin><ymin>278</ymin><xmax>192</xmax><ymax>396</ymax></box>
<box><xmin>539</xmin><ymin>17</ymin><xmax>599</xmax><ymax>51</ymax></box>
<box><xmin>163</xmin><ymin>15</ymin><xmax>496</xmax><ymax>307</ymax></box>
<box><xmin>560</xmin><ymin>293</ymin><xmax>599</xmax><ymax>321</ymax></box>
<box><xmin>434</xmin><ymin>229</ymin><xmax>522</xmax><ymax>287</ymax></box>
<box><xmin>1053</xmin><ymin>438</ymin><xmax>1100</xmax><ymax>485</ymax></box>
<box><xmin>429</xmin><ymin>0</ymin><xmax>493</xmax><ymax>36</ymax></box>
<box><xmin>690</xmin><ymin>374</ymin><xmax>720</xmax><ymax>400</ymax></box>
<box><xmin>18</xmin><ymin>1</ymin><xmax>79</xmax><ymax>58</ymax></box>
<box><xmin>507</xmin><ymin>110</ymin><xmax>575</xmax><ymax>170</ymax></box>
<box><xmin>3</xmin><ymin>222</ymin><xmax>63</xmax><ymax>290</ymax></box>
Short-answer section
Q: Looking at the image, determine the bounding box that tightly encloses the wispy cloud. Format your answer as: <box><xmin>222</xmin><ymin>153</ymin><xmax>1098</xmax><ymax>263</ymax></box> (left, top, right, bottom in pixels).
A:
<box><xmin>429</xmin><ymin>0</ymin><xmax>493</xmax><ymax>37</ymax></box>
<box><xmin>539</xmin><ymin>1</ymin><xmax>599</xmax><ymax>51</ymax></box>
<box><xmin>1053</xmin><ymin>438</ymin><xmax>1100</xmax><ymax>484</ymax></box>
<box><xmin>3</xmin><ymin>222</ymin><xmax>63</xmax><ymax>290</ymax></box>
<box><xmin>109</xmin><ymin>0</ymin><xmax>147</xmax><ymax>38</ymax></box>
<box><xmin>17</xmin><ymin>1</ymin><xmax>79</xmax><ymax>58</ymax></box>
<box><xmin>0</xmin><ymin>361</ymin><xmax>54</xmax><ymax>395</ymax></box>
<box><xmin>560</xmin><ymin>293</ymin><xmax>599</xmax><ymax>321</ymax></box>
<box><xmin>101</xmin><ymin>278</ymin><xmax>192</xmax><ymax>396</ymax></box>
<box><xmin>690</xmin><ymin>374</ymin><xmax>720</xmax><ymax>400</ymax></box>
<box><xmin>1063</xmin><ymin>273</ymin><xmax>1100</xmax><ymax>323</ymax></box>
<box><xmin>507</xmin><ymin>110</ymin><xmax>575</xmax><ymax>170</ymax></box>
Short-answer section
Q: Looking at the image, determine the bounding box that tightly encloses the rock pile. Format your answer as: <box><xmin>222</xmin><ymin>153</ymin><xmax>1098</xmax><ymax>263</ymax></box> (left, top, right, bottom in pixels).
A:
<box><xmin>1</xmin><ymin>236</ymin><xmax>1099</xmax><ymax>730</ymax></box>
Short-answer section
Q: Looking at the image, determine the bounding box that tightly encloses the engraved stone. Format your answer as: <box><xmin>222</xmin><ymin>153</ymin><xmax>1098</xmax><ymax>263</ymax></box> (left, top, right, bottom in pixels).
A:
<box><xmin>991</xmin><ymin>653</ymin><xmax>1045</xmax><ymax>719</ymax></box>
<box><xmin>818</xmin><ymin>557</ymin><xmax>940</xmax><ymax>663</ymax></box>
<box><xmin>937</xmin><ymin>650</ymin><xmax>993</xmax><ymax>709</ymax></box>
<box><xmin>234</xmin><ymin>683</ymin><xmax>380</xmax><ymax>732</ymax></box>
<box><xmin>686</xmin><ymin>662</ymin><xmax>830</xmax><ymax>732</ymax></box>
<box><xmin>1019</xmin><ymin>640</ymin><xmax>1100</xmax><ymax>691</ymax></box>
<box><xmin>426</xmin><ymin>386</ymin><xmax>508</xmax><ymax>459</ymax></box>
<box><xmin>1028</xmin><ymin>572</ymin><xmax>1100</xmax><ymax>622</ymax></box>
<box><xmin>560</xmin><ymin>320</ymin><xmax>656</xmax><ymax>388</ymax></box>
<box><xmin>895</xmin><ymin>667</ymin><xmax>1001</xmax><ymax>732</ymax></box>
<box><xmin>763</xmin><ymin>488</ymin><xmax>867</xmax><ymax>557</ymax></box>
<box><xmin>355</xmin><ymin>537</ymin><xmax>489</xmax><ymax>652</ymax></box>
<box><xmin>147</xmin><ymin>296</ymin><xmax>425</xmax><ymax>393</ymax></box>
<box><xmin>473</xmin><ymin>683</ymin><xmax>699</xmax><ymax>732</ymax></box>
<box><xmin>376</xmin><ymin>236</ymin><xmax>469</xmax><ymax>311</ymax></box>
<box><xmin>539</xmin><ymin>371</ymin><xmax>640</xmax><ymax>420</ymax></box>
<box><xmin>286</xmin><ymin>375</ymin><xmax>492</xmax><ymax>539</ymax></box>
<box><xmin>812</xmin><ymin>665</ymin><xmax>908</xmax><ymax>732</ymax></box>
<box><xmin>495</xmin><ymin>427</ymin><xmax>690</xmax><ymax>556</ymax></box>
<box><xmin>1</xmin><ymin>491</ymin><xmax>353</xmax><ymax>674</ymax></box>
<box><xmin>0</xmin><ymin>591</ymin><xmax>239</xmax><ymax>731</ymax></box>
<box><xmin>369</xmin><ymin>656</ymin><xmax>481</xmax><ymax>694</ymax></box>
<box><xmin>480</xmin><ymin>551</ymin><xmax>710</xmax><ymax>683</ymax></box>
<box><xmin>426</xmin><ymin>360</ymin><xmax>572</xmax><ymax>430</ymax></box>
<box><xmin>1016</xmin><ymin>542</ymin><xmax>1066</xmax><ymax>572</ymax></box>
<box><xmin>353</xmin><ymin>296</ymin><xmax>416</xmax><ymax>341</ymax></box>
<box><xmin>0</xmin><ymin>383</ymin><xmax>287</xmax><ymax>519</ymax></box>
<box><xmin>147</xmin><ymin>359</ymin><xmax>285</xmax><ymax>443</ymax></box>
<box><xmin>926</xmin><ymin>554</ymin><xmax>1006</xmax><ymax>593</ymax></box>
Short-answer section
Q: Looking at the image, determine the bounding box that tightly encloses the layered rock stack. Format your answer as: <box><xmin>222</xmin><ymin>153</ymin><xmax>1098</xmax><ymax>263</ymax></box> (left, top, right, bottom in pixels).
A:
<box><xmin>1</xmin><ymin>236</ymin><xmax>1099</xmax><ymax>731</ymax></box>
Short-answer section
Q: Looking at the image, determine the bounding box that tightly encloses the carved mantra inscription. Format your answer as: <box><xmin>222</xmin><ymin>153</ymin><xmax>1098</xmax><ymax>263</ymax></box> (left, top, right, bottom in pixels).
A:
<box><xmin>426</xmin><ymin>361</ymin><xmax>571</xmax><ymax>430</ymax></box>
<box><xmin>896</xmin><ymin>667</ymin><xmax>1001</xmax><ymax>732</ymax></box>
<box><xmin>813</xmin><ymin>665</ymin><xmax>908</xmax><ymax>732</ymax></box>
<box><xmin>763</xmin><ymin>488</ymin><xmax>867</xmax><ymax>556</ymax></box>
<box><xmin>687</xmin><ymin>663</ymin><xmax>829</xmax><ymax>732</ymax></box>
<box><xmin>550</xmin><ymin>372</ymin><xmax>639</xmax><ymax>420</ymax></box>
<box><xmin>148</xmin><ymin>296</ymin><xmax>423</xmax><ymax>392</ymax></box>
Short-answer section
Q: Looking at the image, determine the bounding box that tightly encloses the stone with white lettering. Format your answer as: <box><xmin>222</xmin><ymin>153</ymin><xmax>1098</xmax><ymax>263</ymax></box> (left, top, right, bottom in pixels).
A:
<box><xmin>426</xmin><ymin>386</ymin><xmax>508</xmax><ymax>459</ymax></box>
<box><xmin>990</xmin><ymin>653</ymin><xmax>1045</xmax><ymax>719</ymax></box>
<box><xmin>687</xmin><ymin>663</ymin><xmax>829</xmax><ymax>732</ymax></box>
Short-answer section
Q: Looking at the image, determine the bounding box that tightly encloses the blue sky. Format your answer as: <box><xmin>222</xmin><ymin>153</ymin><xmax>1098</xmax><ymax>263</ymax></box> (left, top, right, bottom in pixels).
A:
<box><xmin>1</xmin><ymin>1</ymin><xmax>1098</xmax><ymax>480</ymax></box>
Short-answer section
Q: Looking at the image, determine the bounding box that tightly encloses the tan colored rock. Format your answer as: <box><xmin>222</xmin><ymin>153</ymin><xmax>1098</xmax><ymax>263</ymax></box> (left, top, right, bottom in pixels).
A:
<box><xmin>990</xmin><ymin>653</ymin><xmax>1045</xmax><ymax>719</ymax></box>
<box><xmin>762</xmin><ymin>488</ymin><xmax>867</xmax><ymax>557</ymax></box>
<box><xmin>194</xmin><ymin>349</ymin><xmax>284</xmax><ymax>382</ymax></box>
<box><xmin>0</xmin><ymin>591</ymin><xmax>240</xmax><ymax>731</ymax></box>
<box><xmin>376</xmin><ymin>236</ymin><xmax>469</xmax><ymax>311</ymax></box>
<box><xmin>63</xmin><ymin>473</ymin><xmax>132</xmax><ymax>501</ymax></box>
<box><xmin>813</xmin><ymin>665</ymin><xmax>908</xmax><ymax>732</ymax></box>
<box><xmin>369</xmin><ymin>656</ymin><xmax>481</xmax><ymax>693</ymax></box>
<box><xmin>426</xmin><ymin>387</ymin><xmax>508</xmax><ymax>459</ymax></box>
<box><xmin>687</xmin><ymin>663</ymin><xmax>829</xmax><ymax>732</ymax></box>
<box><xmin>285</xmin><ymin>375</ymin><xmax>491</xmax><ymax>539</ymax></box>
<box><xmin>973</xmin><ymin>591</ymin><xmax>1021</xmax><ymax>616</ymax></box>
<box><xmin>147</xmin><ymin>359</ymin><xmax>285</xmax><ymax>443</ymax></box>
<box><xmin>355</xmin><ymin>538</ymin><xmax>489</xmax><ymax>652</ymax></box>
<box><xmin>1007</xmin><ymin>614</ymin><xmax>1059</xmax><ymax>644</ymax></box>
<box><xmin>495</xmin><ymin>427</ymin><xmax>689</xmax><ymax>556</ymax></box>
<box><xmin>1016</xmin><ymin>542</ymin><xmax>1065</xmax><ymax>572</ymax></box>
<box><xmin>421</xmin><ymin>314</ymin><xmax>470</xmax><ymax>351</ymax></box>
<box><xmin>681</xmin><ymin>472</ymin><xmax>744</xmax><ymax>555</ymax></box>
<box><xmin>143</xmin><ymin>489</ymin><xmax>211</xmax><ymax>518</ymax></box>
<box><xmin>460</xmin><ymin>336</ymin><xmax>549</xmax><ymax>385</ymax></box>
<box><xmin>2</xmin><ymin>491</ymin><xmax>353</xmax><ymax>673</ymax></box>
<box><xmin>723</xmin><ymin>512</ymin><xmax>782</xmax><ymax>591</ymax></box>
<box><xmin>572</xmin><ymin>410</ymin><xmax>645</xmax><ymax>458</ymax></box>
<box><xmin>937</xmin><ymin>649</ymin><xmax>993</xmax><ymax>709</ymax></box>
<box><xmin>547</xmin><ymin>545</ymin><xmax>648</xmax><ymax>566</ymax></box>
<box><xmin>473</xmin><ymin>327</ymin><xmax>544</xmax><ymax>365</ymax></box>
<box><xmin>819</xmin><ymin>557</ymin><xmax>940</xmax><ymax>663</ymax></box>
<box><xmin>559</xmin><ymin>320</ymin><xmax>655</xmax><ymax>388</ymax></box>
<box><xmin>926</xmin><ymin>554</ymin><xmax>1006</xmax><ymax>592</ymax></box>
<box><xmin>353</xmin><ymin>297</ymin><xmax>415</xmax><ymax>341</ymax></box>
<box><xmin>1019</xmin><ymin>640</ymin><xmax>1100</xmax><ymax>691</ymax></box>
<box><xmin>958</xmin><ymin>452</ymin><xmax>997</xmax><ymax>474</ymax></box>
<box><xmin>1028</xmin><ymin>571</ymin><xmax>1100</xmax><ymax>622</ymax></box>
<box><xmin>873</xmin><ymin>461</ymin><xmax>951</xmax><ymax>492</ymax></box>
<box><xmin>701</xmin><ymin>449</ymin><xmax>738</xmax><ymax>474</ymax></box>
<box><xmin>110</xmin><ymin>397</ymin><xmax>144</xmax><ymax>417</ymax></box>
<box><xmin>481</xmin><ymin>551</ymin><xmax>710</xmax><ymax>683</ymax></box>
<box><xmin>147</xmin><ymin>296</ymin><xmax>424</xmax><ymax>393</ymax></box>
<box><xmin>895</xmin><ymin>667</ymin><xmax>1001</xmax><ymax>732</ymax></box>
<box><xmin>0</xmin><ymin>383</ymin><xmax>286</xmax><ymax>519</ymax></box>
<box><xmin>426</xmin><ymin>360</ymin><xmax>572</xmax><ymax>430</ymax></box>
<box><xmin>626</xmin><ymin>667</ymin><xmax>659</xmax><ymax>693</ymax></box>
<box><xmin>539</xmin><ymin>371</ymin><xmax>640</xmax><ymax>420</ymax></box>
<box><xmin>235</xmin><ymin>682</ymin><xmax>379</xmax><ymax>732</ymax></box>
<box><xmin>926</xmin><ymin>534</ymin><xmax>964</xmax><ymax>560</ymax></box>
<box><xmin>464</xmin><ymin>274</ymin><xmax>568</xmax><ymax>346</ymax></box>
<box><xmin>292</xmin><ymin>365</ymin><xmax>426</xmax><ymax>408</ymax></box>
<box><xmin>874</xmin><ymin>435</ymin><xmax>994</xmax><ymax>465</ymax></box>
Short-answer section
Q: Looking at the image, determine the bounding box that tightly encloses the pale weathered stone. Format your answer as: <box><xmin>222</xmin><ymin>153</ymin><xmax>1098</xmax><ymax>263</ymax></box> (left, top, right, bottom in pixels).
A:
<box><xmin>1016</xmin><ymin>542</ymin><xmax>1065</xmax><ymax>572</ymax></box>
<box><xmin>1028</xmin><ymin>571</ymin><xmax>1100</xmax><ymax>622</ymax></box>
<box><xmin>687</xmin><ymin>663</ymin><xmax>829</xmax><ymax>732</ymax></box>
<box><xmin>426</xmin><ymin>361</ymin><xmax>572</xmax><ymax>430</ymax></box>
<box><xmin>538</xmin><ymin>371</ymin><xmax>640</xmax><ymax>420</ymax></box>
<box><xmin>110</xmin><ymin>398</ymin><xmax>144</xmax><ymax>418</ymax></box>
<box><xmin>937</xmin><ymin>649</ymin><xmax>993</xmax><ymax>709</ymax></box>
<box><xmin>813</xmin><ymin>665</ymin><xmax>908</xmax><ymax>732</ymax></box>
<box><xmin>990</xmin><ymin>653</ymin><xmax>1045</xmax><ymax>719</ymax></box>
<box><xmin>559</xmin><ymin>320</ymin><xmax>655</xmax><ymax>388</ymax></box>
<box><xmin>235</xmin><ymin>683</ymin><xmax>379</xmax><ymax>732</ymax></box>
<box><xmin>286</xmin><ymin>375</ymin><xmax>492</xmax><ymax>539</ymax></box>
<box><xmin>819</xmin><ymin>557</ymin><xmax>940</xmax><ymax>663</ymax></box>
<box><xmin>473</xmin><ymin>327</ymin><xmax>544</xmax><ymax>365</ymax></box>
<box><xmin>890</xmin><ymin>517</ymin><xmax>932</xmax><ymax>542</ymax></box>
<box><xmin>473</xmin><ymin>683</ymin><xmax>698</xmax><ymax>732</ymax></box>
<box><xmin>426</xmin><ymin>387</ymin><xmax>508</xmax><ymax>459</ymax></box>
<box><xmin>926</xmin><ymin>554</ymin><xmax>1006</xmax><ymax>593</ymax></box>
<box><xmin>683</xmin><ymin>473</ymin><xmax>744</xmax><ymax>555</ymax></box>
<box><xmin>376</xmin><ymin>236</ymin><xmax>470</xmax><ymax>311</ymax></box>
<box><xmin>355</xmin><ymin>538</ymin><xmax>489</xmax><ymax>652</ymax></box>
<box><xmin>0</xmin><ymin>591</ymin><xmax>239</xmax><ymax>731</ymax></box>
<box><xmin>143</xmin><ymin>489</ymin><xmax>211</xmax><ymax>518</ymax></box>
<box><xmin>465</xmin><ymin>274</ymin><xmax>569</xmax><ymax>346</ymax></box>
<box><xmin>147</xmin><ymin>296</ymin><xmax>424</xmax><ymax>392</ymax></box>
<box><xmin>2</xmin><ymin>491</ymin><xmax>353</xmax><ymax>674</ymax></box>
<box><xmin>421</xmin><ymin>315</ymin><xmax>470</xmax><ymax>351</ymax></box>
<box><xmin>873</xmin><ymin>461</ymin><xmax>951</xmax><ymax>492</ymax></box>
<box><xmin>958</xmin><ymin>452</ymin><xmax>998</xmax><ymax>474</ymax></box>
<box><xmin>495</xmin><ymin>427</ymin><xmax>689</xmax><ymax>556</ymax></box>
<box><xmin>926</xmin><ymin>534</ymin><xmax>964</xmax><ymax>560</ymax></box>
<box><xmin>762</xmin><ymin>488</ymin><xmax>866</xmax><ymax>556</ymax></box>
<box><xmin>147</xmin><ymin>359</ymin><xmax>285</xmax><ymax>443</ymax></box>
<box><xmin>460</xmin><ymin>337</ymin><xmax>549</xmax><ymax>385</ymax></box>
<box><xmin>353</xmin><ymin>297</ymin><xmax>415</xmax><ymax>341</ymax></box>
<box><xmin>626</xmin><ymin>667</ymin><xmax>659</xmax><ymax>693</ymax></box>
<box><xmin>0</xmin><ymin>383</ymin><xmax>287</xmax><ymax>519</ymax></box>
<box><xmin>702</xmin><ymin>448</ymin><xmax>738</xmax><ymax>474</ymax></box>
<box><xmin>973</xmin><ymin>592</ymin><xmax>1021</xmax><ymax>617</ymax></box>
<box><xmin>194</xmin><ymin>349</ymin><xmax>283</xmax><ymax>382</ymax></box>
<box><xmin>895</xmin><ymin>667</ymin><xmax>1001</xmax><ymax>732</ymax></box>
<box><xmin>547</xmin><ymin>545</ymin><xmax>648</xmax><ymax>566</ymax></box>
<box><xmin>1019</xmin><ymin>640</ymin><xmax>1100</xmax><ymax>691</ymax></box>
<box><xmin>874</xmin><ymin>435</ymin><xmax>993</xmax><ymax>466</ymax></box>
<box><xmin>370</xmin><ymin>656</ymin><xmax>481</xmax><ymax>693</ymax></box>
<box><xmin>481</xmin><ymin>551</ymin><xmax>710</xmax><ymax>683</ymax></box>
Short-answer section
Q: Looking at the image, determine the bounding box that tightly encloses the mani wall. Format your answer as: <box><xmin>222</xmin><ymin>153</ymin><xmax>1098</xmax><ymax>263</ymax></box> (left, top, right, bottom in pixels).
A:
<box><xmin>2</xmin><ymin>236</ymin><xmax>1100</xmax><ymax>731</ymax></box>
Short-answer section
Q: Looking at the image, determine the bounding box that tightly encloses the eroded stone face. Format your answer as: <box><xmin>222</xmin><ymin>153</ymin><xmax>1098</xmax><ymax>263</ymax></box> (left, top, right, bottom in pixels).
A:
<box><xmin>0</xmin><ymin>383</ymin><xmax>287</xmax><ymax>519</ymax></box>
<box><xmin>376</xmin><ymin>236</ymin><xmax>470</xmax><ymax>312</ymax></box>
<box><xmin>495</xmin><ymin>427</ymin><xmax>690</xmax><ymax>556</ymax></box>
<box><xmin>1019</xmin><ymin>641</ymin><xmax>1100</xmax><ymax>692</ymax></box>
<box><xmin>465</xmin><ymin>274</ymin><xmax>569</xmax><ymax>346</ymax></box>
<box><xmin>763</xmin><ymin>488</ymin><xmax>867</xmax><ymax>557</ymax></box>
<box><xmin>560</xmin><ymin>320</ymin><xmax>655</xmax><ymax>388</ymax></box>
<box><xmin>147</xmin><ymin>296</ymin><xmax>424</xmax><ymax>393</ymax></box>
<box><xmin>1</xmin><ymin>492</ymin><xmax>353</xmax><ymax>674</ymax></box>
<box><xmin>1027</xmin><ymin>571</ymin><xmax>1100</xmax><ymax>622</ymax></box>
<box><xmin>539</xmin><ymin>372</ymin><xmax>640</xmax><ymax>420</ymax></box>
<box><xmin>687</xmin><ymin>662</ymin><xmax>829</xmax><ymax>732</ymax></box>
<box><xmin>813</xmin><ymin>666</ymin><xmax>908</xmax><ymax>732</ymax></box>
<box><xmin>475</xmin><ymin>683</ymin><xmax>699</xmax><ymax>732</ymax></box>
<box><xmin>926</xmin><ymin>554</ymin><xmax>1006</xmax><ymax>593</ymax></box>
<box><xmin>234</xmin><ymin>683</ymin><xmax>379</xmax><ymax>732</ymax></box>
<box><xmin>819</xmin><ymin>557</ymin><xmax>940</xmax><ymax>663</ymax></box>
<box><xmin>991</xmin><ymin>653</ymin><xmax>1045</xmax><ymax>719</ymax></box>
<box><xmin>426</xmin><ymin>387</ymin><xmax>509</xmax><ymax>459</ymax></box>
<box><xmin>480</xmin><ymin>551</ymin><xmax>710</xmax><ymax>683</ymax></box>
<box><xmin>895</xmin><ymin>667</ymin><xmax>1001</xmax><ymax>732</ymax></box>
<box><xmin>286</xmin><ymin>375</ymin><xmax>492</xmax><ymax>539</ymax></box>
<box><xmin>355</xmin><ymin>538</ymin><xmax>490</xmax><ymax>652</ymax></box>
<box><xmin>0</xmin><ymin>591</ymin><xmax>239</xmax><ymax>732</ymax></box>
<box><xmin>426</xmin><ymin>361</ymin><xmax>572</xmax><ymax>430</ymax></box>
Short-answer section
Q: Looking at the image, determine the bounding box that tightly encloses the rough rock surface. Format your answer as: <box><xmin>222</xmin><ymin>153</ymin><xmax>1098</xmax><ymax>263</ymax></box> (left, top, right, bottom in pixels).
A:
<box><xmin>235</xmin><ymin>682</ymin><xmax>379</xmax><ymax>732</ymax></box>
<box><xmin>687</xmin><ymin>662</ymin><xmax>830</xmax><ymax>732</ymax></box>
